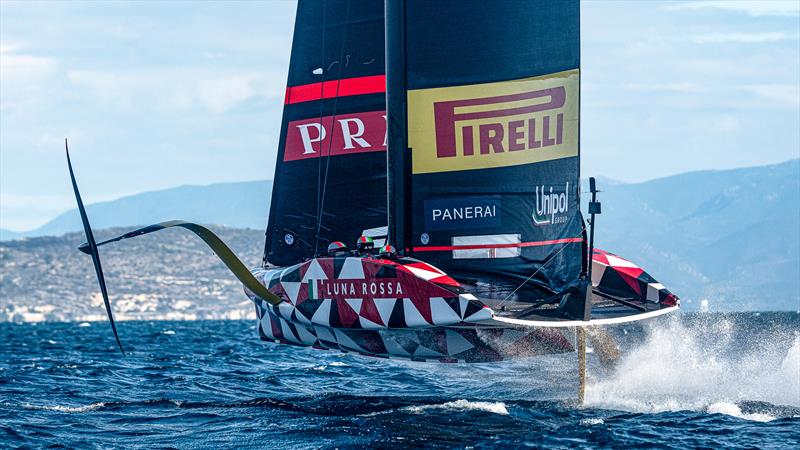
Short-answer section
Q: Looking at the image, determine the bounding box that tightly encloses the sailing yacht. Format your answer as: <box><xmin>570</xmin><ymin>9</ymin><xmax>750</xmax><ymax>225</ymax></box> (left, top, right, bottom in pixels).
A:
<box><xmin>68</xmin><ymin>0</ymin><xmax>679</xmax><ymax>366</ymax></box>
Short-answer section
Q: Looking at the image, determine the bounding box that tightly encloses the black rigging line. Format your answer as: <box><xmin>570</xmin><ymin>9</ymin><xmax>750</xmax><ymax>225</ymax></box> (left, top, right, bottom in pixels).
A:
<box><xmin>313</xmin><ymin>0</ymin><xmax>328</xmax><ymax>257</ymax></box>
<box><xmin>315</xmin><ymin>0</ymin><xmax>352</xmax><ymax>255</ymax></box>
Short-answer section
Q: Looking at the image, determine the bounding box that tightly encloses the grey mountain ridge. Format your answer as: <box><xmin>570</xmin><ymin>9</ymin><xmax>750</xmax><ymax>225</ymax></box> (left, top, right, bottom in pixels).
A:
<box><xmin>1</xmin><ymin>160</ymin><xmax>798</xmax><ymax>317</ymax></box>
<box><xmin>1</xmin><ymin>180</ymin><xmax>273</xmax><ymax>240</ymax></box>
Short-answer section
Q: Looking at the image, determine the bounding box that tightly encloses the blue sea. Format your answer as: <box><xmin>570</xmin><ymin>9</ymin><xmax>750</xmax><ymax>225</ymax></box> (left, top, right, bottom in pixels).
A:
<box><xmin>1</xmin><ymin>312</ymin><xmax>798</xmax><ymax>449</ymax></box>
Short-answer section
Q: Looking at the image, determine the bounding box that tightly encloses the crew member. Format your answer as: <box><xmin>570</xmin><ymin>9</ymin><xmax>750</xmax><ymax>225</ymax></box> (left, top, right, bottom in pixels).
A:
<box><xmin>355</xmin><ymin>235</ymin><xmax>375</xmax><ymax>256</ymax></box>
<box><xmin>378</xmin><ymin>244</ymin><xmax>398</xmax><ymax>259</ymax></box>
<box><xmin>327</xmin><ymin>241</ymin><xmax>349</xmax><ymax>257</ymax></box>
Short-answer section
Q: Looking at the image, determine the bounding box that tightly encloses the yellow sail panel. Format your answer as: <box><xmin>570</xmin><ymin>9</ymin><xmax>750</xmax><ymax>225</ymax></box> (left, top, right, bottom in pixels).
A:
<box><xmin>408</xmin><ymin>69</ymin><xmax>579</xmax><ymax>174</ymax></box>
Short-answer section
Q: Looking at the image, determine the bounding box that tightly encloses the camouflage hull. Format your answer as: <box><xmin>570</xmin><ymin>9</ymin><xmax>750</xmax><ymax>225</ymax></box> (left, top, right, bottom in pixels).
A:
<box><xmin>252</xmin><ymin>301</ymin><xmax>575</xmax><ymax>363</ymax></box>
<box><xmin>246</xmin><ymin>256</ymin><xmax>575</xmax><ymax>363</ymax></box>
<box><xmin>244</xmin><ymin>250</ymin><xmax>679</xmax><ymax>362</ymax></box>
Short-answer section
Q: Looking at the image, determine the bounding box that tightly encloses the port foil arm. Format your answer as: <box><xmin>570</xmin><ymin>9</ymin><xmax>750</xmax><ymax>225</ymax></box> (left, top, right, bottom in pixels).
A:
<box><xmin>78</xmin><ymin>220</ymin><xmax>283</xmax><ymax>306</ymax></box>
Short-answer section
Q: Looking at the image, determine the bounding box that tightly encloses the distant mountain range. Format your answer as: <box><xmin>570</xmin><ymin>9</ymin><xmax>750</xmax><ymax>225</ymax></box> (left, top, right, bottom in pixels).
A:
<box><xmin>2</xmin><ymin>160</ymin><xmax>798</xmax><ymax>311</ymax></box>
<box><xmin>1</xmin><ymin>180</ymin><xmax>272</xmax><ymax>240</ymax></box>
<box><xmin>582</xmin><ymin>159</ymin><xmax>799</xmax><ymax>311</ymax></box>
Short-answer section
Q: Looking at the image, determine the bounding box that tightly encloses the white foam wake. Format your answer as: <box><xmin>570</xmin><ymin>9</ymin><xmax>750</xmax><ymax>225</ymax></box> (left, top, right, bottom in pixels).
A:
<box><xmin>585</xmin><ymin>314</ymin><xmax>800</xmax><ymax>421</ymax></box>
<box><xmin>706</xmin><ymin>402</ymin><xmax>776</xmax><ymax>423</ymax></box>
<box><xmin>22</xmin><ymin>402</ymin><xmax>106</xmax><ymax>413</ymax></box>
<box><xmin>402</xmin><ymin>399</ymin><xmax>509</xmax><ymax>415</ymax></box>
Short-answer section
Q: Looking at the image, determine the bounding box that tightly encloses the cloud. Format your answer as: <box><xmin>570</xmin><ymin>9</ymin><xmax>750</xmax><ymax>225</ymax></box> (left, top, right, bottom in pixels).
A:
<box><xmin>0</xmin><ymin>193</ymin><xmax>74</xmax><ymax>212</ymax></box>
<box><xmin>668</xmin><ymin>1</ymin><xmax>800</xmax><ymax>17</ymax></box>
<box><xmin>0</xmin><ymin>44</ymin><xmax>57</xmax><ymax>82</ymax></box>
<box><xmin>197</xmin><ymin>74</ymin><xmax>271</xmax><ymax>114</ymax></box>
<box><xmin>746</xmin><ymin>84</ymin><xmax>800</xmax><ymax>109</ymax></box>
<box><xmin>66</xmin><ymin>68</ymin><xmax>285</xmax><ymax>114</ymax></box>
<box><xmin>693</xmin><ymin>32</ymin><xmax>796</xmax><ymax>44</ymax></box>
<box><xmin>0</xmin><ymin>44</ymin><xmax>62</xmax><ymax>120</ymax></box>
<box><xmin>624</xmin><ymin>82</ymin><xmax>704</xmax><ymax>93</ymax></box>
<box><xmin>689</xmin><ymin>115</ymin><xmax>741</xmax><ymax>133</ymax></box>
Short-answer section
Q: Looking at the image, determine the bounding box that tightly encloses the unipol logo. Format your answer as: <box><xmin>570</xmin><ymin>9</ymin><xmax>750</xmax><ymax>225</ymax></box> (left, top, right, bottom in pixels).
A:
<box><xmin>433</xmin><ymin>87</ymin><xmax>565</xmax><ymax>158</ymax></box>
<box><xmin>533</xmin><ymin>182</ymin><xmax>570</xmax><ymax>226</ymax></box>
<box><xmin>283</xmin><ymin>110</ymin><xmax>387</xmax><ymax>162</ymax></box>
<box><xmin>407</xmin><ymin>69</ymin><xmax>579</xmax><ymax>174</ymax></box>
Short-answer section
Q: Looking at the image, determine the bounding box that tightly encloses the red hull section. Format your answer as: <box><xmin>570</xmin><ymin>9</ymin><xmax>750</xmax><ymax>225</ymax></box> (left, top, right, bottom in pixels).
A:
<box><xmin>592</xmin><ymin>249</ymin><xmax>679</xmax><ymax>308</ymax></box>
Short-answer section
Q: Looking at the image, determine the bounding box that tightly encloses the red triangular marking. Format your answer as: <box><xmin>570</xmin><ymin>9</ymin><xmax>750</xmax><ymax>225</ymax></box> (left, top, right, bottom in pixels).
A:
<box><xmin>614</xmin><ymin>266</ymin><xmax>643</xmax><ymax>295</ymax></box>
<box><xmin>359</xmin><ymin>298</ymin><xmax>384</xmax><ymax>326</ymax></box>
<box><xmin>409</xmin><ymin>296</ymin><xmax>433</xmax><ymax>324</ymax></box>
<box><xmin>337</xmin><ymin>300</ymin><xmax>360</xmax><ymax>328</ymax></box>
<box><xmin>431</xmin><ymin>275</ymin><xmax>459</xmax><ymax>287</ymax></box>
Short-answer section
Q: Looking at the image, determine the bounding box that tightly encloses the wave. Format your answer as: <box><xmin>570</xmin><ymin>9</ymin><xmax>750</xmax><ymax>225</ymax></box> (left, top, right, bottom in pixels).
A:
<box><xmin>9</xmin><ymin>395</ymin><xmax>516</xmax><ymax>421</ymax></box>
<box><xmin>586</xmin><ymin>314</ymin><xmax>800</xmax><ymax>421</ymax></box>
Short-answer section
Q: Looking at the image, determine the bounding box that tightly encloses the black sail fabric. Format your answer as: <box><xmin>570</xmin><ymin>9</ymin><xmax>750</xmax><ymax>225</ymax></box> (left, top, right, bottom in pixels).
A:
<box><xmin>398</xmin><ymin>0</ymin><xmax>584</xmax><ymax>297</ymax></box>
<box><xmin>263</xmin><ymin>0</ymin><xmax>387</xmax><ymax>266</ymax></box>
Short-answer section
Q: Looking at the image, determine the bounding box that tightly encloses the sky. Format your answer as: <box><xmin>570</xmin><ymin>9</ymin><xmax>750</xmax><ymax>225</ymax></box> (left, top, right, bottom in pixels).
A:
<box><xmin>1</xmin><ymin>0</ymin><xmax>798</xmax><ymax>231</ymax></box>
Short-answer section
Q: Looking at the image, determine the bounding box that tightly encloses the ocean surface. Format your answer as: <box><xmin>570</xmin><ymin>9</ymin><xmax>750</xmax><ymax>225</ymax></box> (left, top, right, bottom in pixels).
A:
<box><xmin>1</xmin><ymin>312</ymin><xmax>798</xmax><ymax>449</ymax></box>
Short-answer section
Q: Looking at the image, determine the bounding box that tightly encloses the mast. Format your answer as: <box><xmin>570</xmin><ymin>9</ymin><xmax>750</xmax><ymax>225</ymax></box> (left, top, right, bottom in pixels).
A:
<box><xmin>385</xmin><ymin>0</ymin><xmax>409</xmax><ymax>255</ymax></box>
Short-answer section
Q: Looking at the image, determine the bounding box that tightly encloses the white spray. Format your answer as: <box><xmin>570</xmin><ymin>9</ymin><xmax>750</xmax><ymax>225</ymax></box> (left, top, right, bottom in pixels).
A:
<box><xmin>585</xmin><ymin>314</ymin><xmax>800</xmax><ymax>421</ymax></box>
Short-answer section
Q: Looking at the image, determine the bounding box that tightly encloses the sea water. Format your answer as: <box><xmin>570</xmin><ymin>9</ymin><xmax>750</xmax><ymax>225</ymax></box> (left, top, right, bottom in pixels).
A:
<box><xmin>1</xmin><ymin>312</ymin><xmax>798</xmax><ymax>448</ymax></box>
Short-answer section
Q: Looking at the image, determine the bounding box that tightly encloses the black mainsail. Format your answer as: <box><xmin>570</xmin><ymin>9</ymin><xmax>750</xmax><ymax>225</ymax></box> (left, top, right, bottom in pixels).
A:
<box><xmin>263</xmin><ymin>0</ymin><xmax>388</xmax><ymax>267</ymax></box>
<box><xmin>387</xmin><ymin>0</ymin><xmax>584</xmax><ymax>299</ymax></box>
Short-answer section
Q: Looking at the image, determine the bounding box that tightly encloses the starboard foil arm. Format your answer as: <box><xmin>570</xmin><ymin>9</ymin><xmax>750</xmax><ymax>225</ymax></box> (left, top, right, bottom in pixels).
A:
<box><xmin>491</xmin><ymin>305</ymin><xmax>679</xmax><ymax>328</ymax></box>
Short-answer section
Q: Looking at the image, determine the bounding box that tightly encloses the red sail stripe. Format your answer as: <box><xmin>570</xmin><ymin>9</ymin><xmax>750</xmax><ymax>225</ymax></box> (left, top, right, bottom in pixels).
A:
<box><xmin>284</xmin><ymin>75</ymin><xmax>386</xmax><ymax>104</ymax></box>
<box><xmin>413</xmin><ymin>238</ymin><xmax>583</xmax><ymax>252</ymax></box>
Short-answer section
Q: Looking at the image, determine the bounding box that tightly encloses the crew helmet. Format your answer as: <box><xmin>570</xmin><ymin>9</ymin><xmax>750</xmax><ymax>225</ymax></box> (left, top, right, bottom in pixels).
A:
<box><xmin>327</xmin><ymin>241</ymin><xmax>348</xmax><ymax>256</ymax></box>
<box><xmin>378</xmin><ymin>244</ymin><xmax>398</xmax><ymax>258</ymax></box>
<box><xmin>356</xmin><ymin>235</ymin><xmax>375</xmax><ymax>253</ymax></box>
